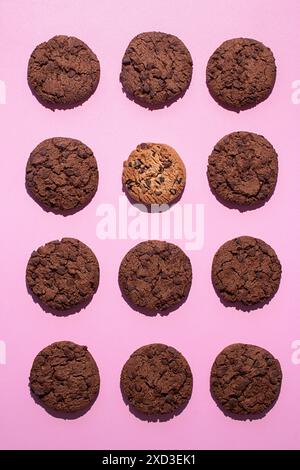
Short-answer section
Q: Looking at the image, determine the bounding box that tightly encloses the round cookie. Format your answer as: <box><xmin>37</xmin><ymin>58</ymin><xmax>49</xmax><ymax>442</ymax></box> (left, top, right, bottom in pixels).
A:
<box><xmin>212</xmin><ymin>236</ymin><xmax>281</xmax><ymax>306</ymax></box>
<box><xmin>28</xmin><ymin>35</ymin><xmax>100</xmax><ymax>108</ymax></box>
<box><xmin>121</xmin><ymin>343</ymin><xmax>193</xmax><ymax>415</ymax></box>
<box><xmin>26</xmin><ymin>137</ymin><xmax>99</xmax><ymax>213</ymax></box>
<box><xmin>123</xmin><ymin>143</ymin><xmax>186</xmax><ymax>205</ymax></box>
<box><xmin>206</xmin><ymin>38</ymin><xmax>276</xmax><ymax>111</ymax></box>
<box><xmin>207</xmin><ymin>132</ymin><xmax>278</xmax><ymax>207</ymax></box>
<box><xmin>30</xmin><ymin>341</ymin><xmax>100</xmax><ymax>413</ymax></box>
<box><xmin>26</xmin><ymin>238</ymin><xmax>99</xmax><ymax>311</ymax></box>
<box><xmin>210</xmin><ymin>343</ymin><xmax>282</xmax><ymax>417</ymax></box>
<box><xmin>120</xmin><ymin>32</ymin><xmax>193</xmax><ymax>108</ymax></box>
<box><xmin>118</xmin><ymin>240</ymin><xmax>192</xmax><ymax>313</ymax></box>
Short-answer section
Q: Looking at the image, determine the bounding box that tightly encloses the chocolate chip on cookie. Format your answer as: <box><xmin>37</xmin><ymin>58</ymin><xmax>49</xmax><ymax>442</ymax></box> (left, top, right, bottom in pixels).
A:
<box><xmin>28</xmin><ymin>35</ymin><xmax>100</xmax><ymax>108</ymax></box>
<box><xmin>123</xmin><ymin>143</ymin><xmax>186</xmax><ymax>206</ymax></box>
<box><xmin>30</xmin><ymin>341</ymin><xmax>100</xmax><ymax>413</ymax></box>
<box><xmin>210</xmin><ymin>343</ymin><xmax>282</xmax><ymax>418</ymax></box>
<box><xmin>212</xmin><ymin>236</ymin><xmax>281</xmax><ymax>307</ymax></box>
<box><xmin>26</xmin><ymin>238</ymin><xmax>99</xmax><ymax>311</ymax></box>
<box><xmin>207</xmin><ymin>132</ymin><xmax>278</xmax><ymax>207</ymax></box>
<box><xmin>121</xmin><ymin>343</ymin><xmax>193</xmax><ymax>416</ymax></box>
<box><xmin>118</xmin><ymin>240</ymin><xmax>192</xmax><ymax>313</ymax></box>
<box><xmin>206</xmin><ymin>38</ymin><xmax>276</xmax><ymax>111</ymax></box>
<box><xmin>120</xmin><ymin>32</ymin><xmax>193</xmax><ymax>108</ymax></box>
<box><xmin>26</xmin><ymin>137</ymin><xmax>99</xmax><ymax>213</ymax></box>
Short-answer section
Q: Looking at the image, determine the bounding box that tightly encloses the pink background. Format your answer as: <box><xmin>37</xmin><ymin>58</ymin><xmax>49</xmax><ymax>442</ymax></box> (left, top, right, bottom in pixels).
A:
<box><xmin>0</xmin><ymin>0</ymin><xmax>300</xmax><ymax>450</ymax></box>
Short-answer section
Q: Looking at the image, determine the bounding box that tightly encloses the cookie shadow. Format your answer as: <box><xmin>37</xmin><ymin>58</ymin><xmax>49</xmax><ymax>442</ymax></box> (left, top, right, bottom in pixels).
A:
<box><xmin>120</xmin><ymin>79</ymin><xmax>191</xmax><ymax>111</ymax></box>
<box><xmin>30</xmin><ymin>388</ymin><xmax>98</xmax><ymax>420</ymax></box>
<box><xmin>27</xmin><ymin>79</ymin><xmax>98</xmax><ymax>111</ymax></box>
<box><xmin>118</xmin><ymin>277</ymin><xmax>191</xmax><ymax>317</ymax></box>
<box><xmin>206</xmin><ymin>80</ymin><xmax>275</xmax><ymax>113</ymax></box>
<box><xmin>122</xmin><ymin>183</ymin><xmax>184</xmax><ymax>214</ymax></box>
<box><xmin>121</xmin><ymin>387</ymin><xmax>190</xmax><ymax>422</ymax></box>
<box><xmin>25</xmin><ymin>179</ymin><xmax>97</xmax><ymax>217</ymax></box>
<box><xmin>211</xmin><ymin>276</ymin><xmax>279</xmax><ymax>313</ymax></box>
<box><xmin>26</xmin><ymin>281</ymin><xmax>96</xmax><ymax>317</ymax></box>
<box><xmin>207</xmin><ymin>179</ymin><xmax>277</xmax><ymax>213</ymax></box>
<box><xmin>210</xmin><ymin>384</ymin><xmax>280</xmax><ymax>421</ymax></box>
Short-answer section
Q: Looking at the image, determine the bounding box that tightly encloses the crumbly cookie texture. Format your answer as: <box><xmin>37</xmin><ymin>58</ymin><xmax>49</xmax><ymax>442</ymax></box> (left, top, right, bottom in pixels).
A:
<box><xmin>121</xmin><ymin>343</ymin><xmax>193</xmax><ymax>415</ymax></box>
<box><xmin>26</xmin><ymin>137</ymin><xmax>98</xmax><ymax>212</ymax></box>
<box><xmin>212</xmin><ymin>236</ymin><xmax>281</xmax><ymax>306</ymax></box>
<box><xmin>207</xmin><ymin>132</ymin><xmax>278</xmax><ymax>206</ymax></box>
<box><xmin>123</xmin><ymin>143</ymin><xmax>186</xmax><ymax>205</ymax></box>
<box><xmin>26</xmin><ymin>238</ymin><xmax>99</xmax><ymax>311</ymax></box>
<box><xmin>206</xmin><ymin>38</ymin><xmax>276</xmax><ymax>111</ymax></box>
<box><xmin>120</xmin><ymin>32</ymin><xmax>193</xmax><ymax>108</ymax></box>
<box><xmin>28</xmin><ymin>35</ymin><xmax>100</xmax><ymax>108</ymax></box>
<box><xmin>210</xmin><ymin>343</ymin><xmax>282</xmax><ymax>417</ymax></box>
<box><xmin>30</xmin><ymin>341</ymin><xmax>100</xmax><ymax>413</ymax></box>
<box><xmin>118</xmin><ymin>240</ymin><xmax>192</xmax><ymax>313</ymax></box>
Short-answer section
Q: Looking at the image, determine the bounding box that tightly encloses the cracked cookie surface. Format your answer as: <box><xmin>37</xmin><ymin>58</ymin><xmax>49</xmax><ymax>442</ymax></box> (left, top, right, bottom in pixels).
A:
<box><xmin>26</xmin><ymin>137</ymin><xmax>99</xmax><ymax>213</ymax></box>
<box><xmin>207</xmin><ymin>132</ymin><xmax>278</xmax><ymax>206</ymax></box>
<box><xmin>212</xmin><ymin>236</ymin><xmax>281</xmax><ymax>306</ymax></box>
<box><xmin>210</xmin><ymin>343</ymin><xmax>282</xmax><ymax>417</ymax></box>
<box><xmin>120</xmin><ymin>32</ymin><xmax>193</xmax><ymax>108</ymax></box>
<box><xmin>26</xmin><ymin>238</ymin><xmax>99</xmax><ymax>311</ymax></box>
<box><xmin>118</xmin><ymin>240</ymin><xmax>192</xmax><ymax>313</ymax></box>
<box><xmin>206</xmin><ymin>38</ymin><xmax>276</xmax><ymax>111</ymax></box>
<box><xmin>30</xmin><ymin>341</ymin><xmax>100</xmax><ymax>413</ymax></box>
<box><xmin>123</xmin><ymin>143</ymin><xmax>186</xmax><ymax>205</ymax></box>
<box><xmin>121</xmin><ymin>343</ymin><xmax>193</xmax><ymax>415</ymax></box>
<box><xmin>28</xmin><ymin>35</ymin><xmax>100</xmax><ymax>108</ymax></box>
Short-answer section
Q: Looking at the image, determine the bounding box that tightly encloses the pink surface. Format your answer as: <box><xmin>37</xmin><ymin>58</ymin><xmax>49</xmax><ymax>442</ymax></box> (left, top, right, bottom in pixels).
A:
<box><xmin>0</xmin><ymin>0</ymin><xmax>300</xmax><ymax>450</ymax></box>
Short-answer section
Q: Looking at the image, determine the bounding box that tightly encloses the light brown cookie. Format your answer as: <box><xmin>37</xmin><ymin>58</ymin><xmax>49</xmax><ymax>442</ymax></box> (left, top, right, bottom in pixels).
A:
<box><xmin>122</xmin><ymin>143</ymin><xmax>186</xmax><ymax>205</ymax></box>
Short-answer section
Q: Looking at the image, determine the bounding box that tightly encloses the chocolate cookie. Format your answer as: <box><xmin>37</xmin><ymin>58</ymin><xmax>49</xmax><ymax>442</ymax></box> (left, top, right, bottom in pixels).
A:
<box><xmin>210</xmin><ymin>343</ymin><xmax>282</xmax><ymax>417</ymax></box>
<box><xmin>26</xmin><ymin>238</ymin><xmax>99</xmax><ymax>311</ymax></box>
<box><xmin>123</xmin><ymin>143</ymin><xmax>186</xmax><ymax>205</ymax></box>
<box><xmin>120</xmin><ymin>32</ymin><xmax>193</xmax><ymax>108</ymax></box>
<box><xmin>207</xmin><ymin>132</ymin><xmax>278</xmax><ymax>206</ymax></box>
<box><xmin>206</xmin><ymin>38</ymin><xmax>276</xmax><ymax>111</ymax></box>
<box><xmin>212</xmin><ymin>236</ymin><xmax>281</xmax><ymax>306</ymax></box>
<box><xmin>30</xmin><ymin>341</ymin><xmax>100</xmax><ymax>413</ymax></box>
<box><xmin>28</xmin><ymin>35</ymin><xmax>100</xmax><ymax>108</ymax></box>
<box><xmin>121</xmin><ymin>343</ymin><xmax>193</xmax><ymax>415</ymax></box>
<box><xmin>118</xmin><ymin>240</ymin><xmax>192</xmax><ymax>313</ymax></box>
<box><xmin>26</xmin><ymin>137</ymin><xmax>99</xmax><ymax>213</ymax></box>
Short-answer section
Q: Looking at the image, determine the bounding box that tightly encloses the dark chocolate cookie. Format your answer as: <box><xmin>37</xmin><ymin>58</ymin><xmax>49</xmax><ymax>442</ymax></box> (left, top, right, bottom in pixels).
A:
<box><xmin>212</xmin><ymin>236</ymin><xmax>281</xmax><ymax>307</ymax></box>
<box><xmin>26</xmin><ymin>238</ymin><xmax>99</xmax><ymax>311</ymax></box>
<box><xmin>207</xmin><ymin>132</ymin><xmax>278</xmax><ymax>206</ymax></box>
<box><xmin>30</xmin><ymin>341</ymin><xmax>100</xmax><ymax>413</ymax></box>
<box><xmin>206</xmin><ymin>38</ymin><xmax>276</xmax><ymax>111</ymax></box>
<box><xmin>121</xmin><ymin>343</ymin><xmax>193</xmax><ymax>415</ymax></box>
<box><xmin>120</xmin><ymin>32</ymin><xmax>193</xmax><ymax>108</ymax></box>
<box><xmin>118</xmin><ymin>240</ymin><xmax>192</xmax><ymax>313</ymax></box>
<box><xmin>28</xmin><ymin>35</ymin><xmax>100</xmax><ymax>108</ymax></box>
<box><xmin>26</xmin><ymin>137</ymin><xmax>99</xmax><ymax>213</ymax></box>
<box><xmin>210</xmin><ymin>343</ymin><xmax>282</xmax><ymax>417</ymax></box>
<box><xmin>123</xmin><ymin>143</ymin><xmax>186</xmax><ymax>205</ymax></box>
